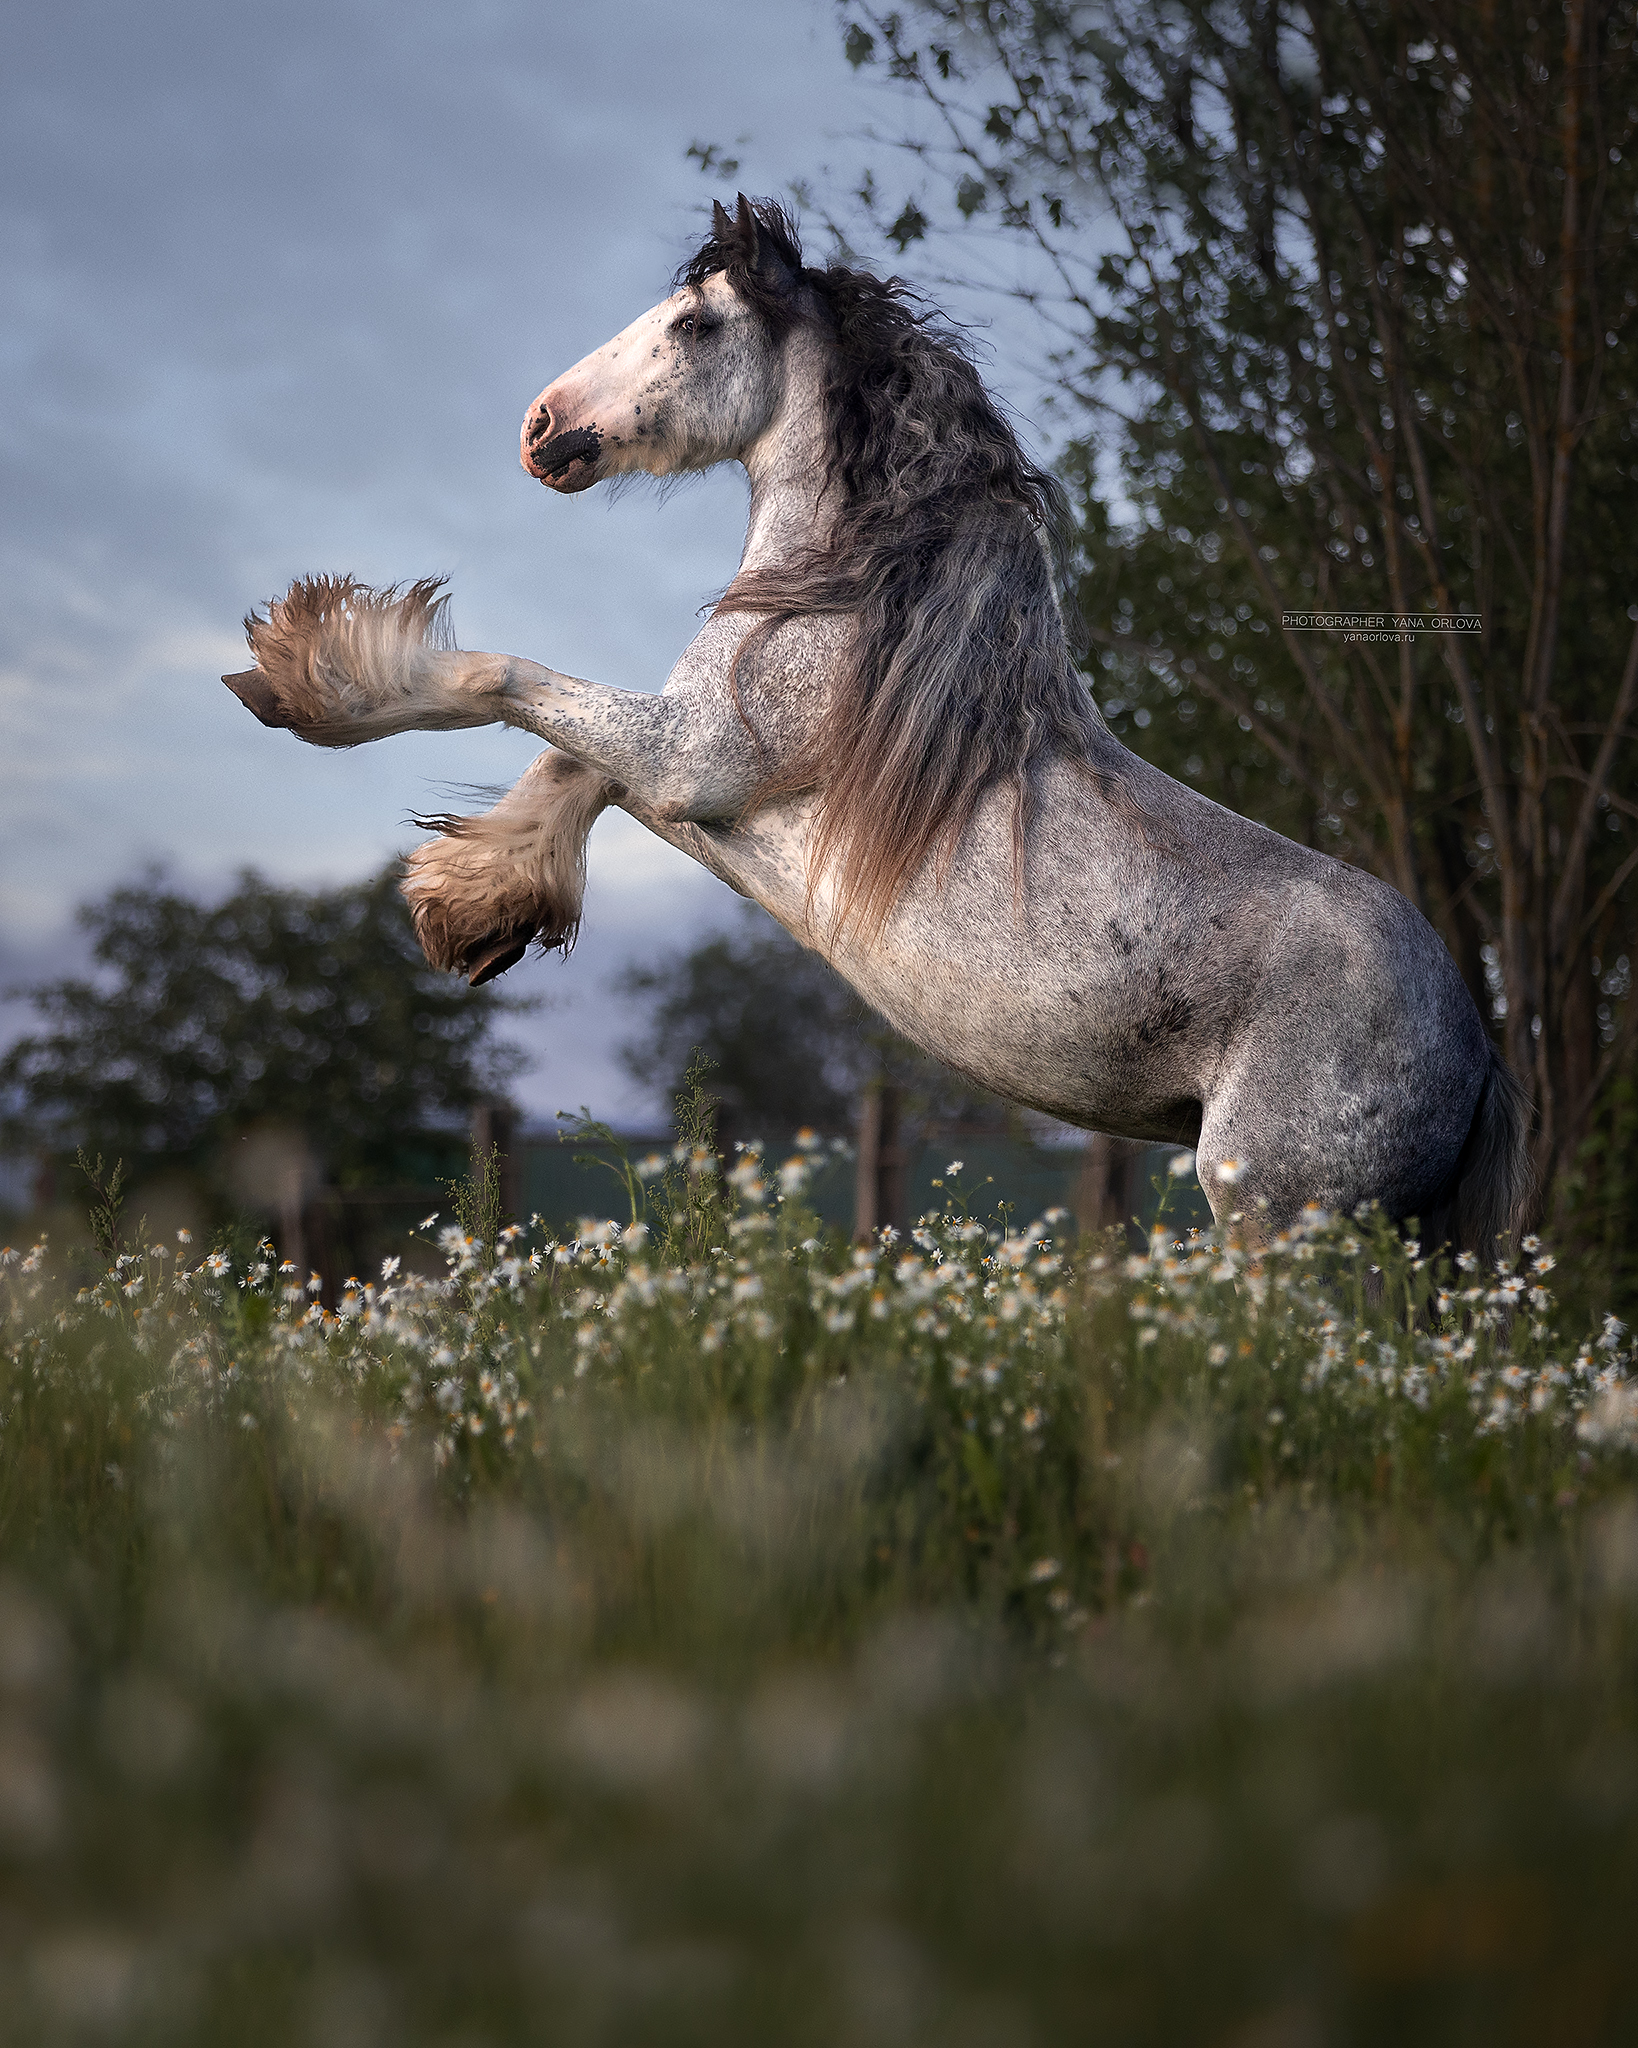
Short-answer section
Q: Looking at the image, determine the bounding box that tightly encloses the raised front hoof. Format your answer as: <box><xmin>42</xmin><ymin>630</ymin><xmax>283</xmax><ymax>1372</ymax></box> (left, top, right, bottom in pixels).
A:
<box><xmin>465</xmin><ymin>933</ymin><xmax>533</xmax><ymax>986</ymax></box>
<box><xmin>223</xmin><ymin>668</ymin><xmax>290</xmax><ymax>728</ymax></box>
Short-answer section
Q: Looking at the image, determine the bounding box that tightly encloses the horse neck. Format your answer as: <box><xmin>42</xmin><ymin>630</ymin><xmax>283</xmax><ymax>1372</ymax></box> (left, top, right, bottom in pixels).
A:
<box><xmin>737</xmin><ymin>329</ymin><xmax>833</xmax><ymax>576</ymax></box>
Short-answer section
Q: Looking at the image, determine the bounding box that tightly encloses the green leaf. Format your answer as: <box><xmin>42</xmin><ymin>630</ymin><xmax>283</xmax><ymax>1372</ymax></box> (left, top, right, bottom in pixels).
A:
<box><xmin>887</xmin><ymin>200</ymin><xmax>929</xmax><ymax>250</ymax></box>
<box><xmin>686</xmin><ymin>141</ymin><xmax>740</xmax><ymax>179</ymax></box>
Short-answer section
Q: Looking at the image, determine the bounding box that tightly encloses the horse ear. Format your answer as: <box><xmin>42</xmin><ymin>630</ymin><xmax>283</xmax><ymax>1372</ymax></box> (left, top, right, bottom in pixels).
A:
<box><xmin>733</xmin><ymin>191</ymin><xmax>793</xmax><ymax>290</ymax></box>
<box><xmin>712</xmin><ymin>197</ymin><xmax>735</xmax><ymax>245</ymax></box>
<box><xmin>734</xmin><ymin>192</ymin><xmax>761</xmax><ymax>266</ymax></box>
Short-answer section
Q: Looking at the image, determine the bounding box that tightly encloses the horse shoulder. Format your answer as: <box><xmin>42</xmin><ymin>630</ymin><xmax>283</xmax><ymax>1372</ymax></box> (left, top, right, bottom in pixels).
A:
<box><xmin>662</xmin><ymin>607</ymin><xmax>840</xmax><ymax>759</ymax></box>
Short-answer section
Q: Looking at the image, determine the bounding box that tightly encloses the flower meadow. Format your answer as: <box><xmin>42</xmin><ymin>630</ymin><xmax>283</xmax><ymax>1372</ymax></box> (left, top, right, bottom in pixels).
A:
<box><xmin>3</xmin><ymin>1139</ymin><xmax>1638</xmax><ymax>2045</ymax></box>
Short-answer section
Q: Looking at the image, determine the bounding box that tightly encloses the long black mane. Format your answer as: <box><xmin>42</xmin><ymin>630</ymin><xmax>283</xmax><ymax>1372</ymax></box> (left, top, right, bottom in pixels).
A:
<box><xmin>686</xmin><ymin>196</ymin><xmax>1107</xmax><ymax>939</ymax></box>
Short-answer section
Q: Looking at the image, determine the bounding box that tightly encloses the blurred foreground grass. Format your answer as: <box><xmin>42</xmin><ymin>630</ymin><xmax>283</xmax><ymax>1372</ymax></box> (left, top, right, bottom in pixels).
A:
<box><xmin>3</xmin><ymin>1139</ymin><xmax>1638</xmax><ymax>2047</ymax></box>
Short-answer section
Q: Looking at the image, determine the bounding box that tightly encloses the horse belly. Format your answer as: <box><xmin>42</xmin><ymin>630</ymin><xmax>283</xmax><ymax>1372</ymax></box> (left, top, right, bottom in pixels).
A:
<box><xmin>835</xmin><ymin>936</ymin><xmax>1209</xmax><ymax>1140</ymax></box>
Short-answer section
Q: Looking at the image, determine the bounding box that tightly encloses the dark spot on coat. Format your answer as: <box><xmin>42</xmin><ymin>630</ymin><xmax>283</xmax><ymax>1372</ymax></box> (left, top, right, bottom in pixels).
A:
<box><xmin>1136</xmin><ymin>979</ymin><xmax>1194</xmax><ymax>1044</ymax></box>
<box><xmin>1108</xmin><ymin>919</ymin><xmax>1136</xmax><ymax>956</ymax></box>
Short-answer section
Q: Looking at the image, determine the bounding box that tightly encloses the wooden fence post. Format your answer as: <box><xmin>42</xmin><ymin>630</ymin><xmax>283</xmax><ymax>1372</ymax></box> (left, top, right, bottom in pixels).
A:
<box><xmin>1075</xmin><ymin>1132</ymin><xmax>1140</xmax><ymax>1243</ymax></box>
<box><xmin>470</xmin><ymin>1100</ymin><xmax>520</xmax><ymax>1227</ymax></box>
<box><xmin>854</xmin><ymin>1080</ymin><xmax>907</xmax><ymax>1240</ymax></box>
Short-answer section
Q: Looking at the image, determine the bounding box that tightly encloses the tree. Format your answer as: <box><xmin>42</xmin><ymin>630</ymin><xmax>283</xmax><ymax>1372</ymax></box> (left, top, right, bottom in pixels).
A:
<box><xmin>840</xmin><ymin>1</ymin><xmax>1638</xmax><ymax>1235</ymax></box>
<box><xmin>620</xmin><ymin>912</ymin><xmax>869</xmax><ymax>1143</ymax></box>
<box><xmin>1</xmin><ymin>867</ymin><xmax>525</xmax><ymax>1191</ymax></box>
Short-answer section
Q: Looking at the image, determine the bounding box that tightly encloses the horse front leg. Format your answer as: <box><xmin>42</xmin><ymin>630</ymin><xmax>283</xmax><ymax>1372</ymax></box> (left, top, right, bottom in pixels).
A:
<box><xmin>402</xmin><ymin>751</ymin><xmax>621</xmax><ymax>984</ymax></box>
<box><xmin>402</xmin><ymin>757</ymin><xmax>750</xmax><ymax>985</ymax></box>
<box><xmin>225</xmin><ymin>576</ymin><xmax>777</xmax><ymax>982</ymax></box>
<box><xmin>223</xmin><ymin>573</ymin><xmax>765</xmax><ymax>814</ymax></box>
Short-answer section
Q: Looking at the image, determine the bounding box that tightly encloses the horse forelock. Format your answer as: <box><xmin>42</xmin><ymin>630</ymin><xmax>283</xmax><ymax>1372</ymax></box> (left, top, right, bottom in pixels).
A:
<box><xmin>689</xmin><ymin>198</ymin><xmax>1102</xmax><ymax>941</ymax></box>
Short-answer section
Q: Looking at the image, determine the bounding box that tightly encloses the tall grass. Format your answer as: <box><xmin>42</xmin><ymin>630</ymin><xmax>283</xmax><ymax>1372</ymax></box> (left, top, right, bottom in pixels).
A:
<box><xmin>2</xmin><ymin>1137</ymin><xmax>1636</xmax><ymax>2046</ymax></box>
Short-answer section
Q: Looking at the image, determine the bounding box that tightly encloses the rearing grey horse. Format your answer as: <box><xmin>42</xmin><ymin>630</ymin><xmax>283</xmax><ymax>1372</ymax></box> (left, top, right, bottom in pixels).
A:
<box><xmin>224</xmin><ymin>196</ymin><xmax>1531</xmax><ymax>1253</ymax></box>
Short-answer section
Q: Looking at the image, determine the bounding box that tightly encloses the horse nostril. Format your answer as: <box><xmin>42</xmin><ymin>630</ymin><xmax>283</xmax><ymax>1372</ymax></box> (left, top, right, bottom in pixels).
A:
<box><xmin>529</xmin><ymin>409</ymin><xmax>554</xmax><ymax>447</ymax></box>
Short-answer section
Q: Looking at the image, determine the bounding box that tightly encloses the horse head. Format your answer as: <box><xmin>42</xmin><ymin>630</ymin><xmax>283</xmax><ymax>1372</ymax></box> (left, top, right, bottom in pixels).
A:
<box><xmin>521</xmin><ymin>194</ymin><xmax>807</xmax><ymax>493</ymax></box>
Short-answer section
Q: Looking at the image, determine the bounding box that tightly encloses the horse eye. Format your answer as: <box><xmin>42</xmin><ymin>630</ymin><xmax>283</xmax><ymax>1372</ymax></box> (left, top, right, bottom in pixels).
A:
<box><xmin>678</xmin><ymin>314</ymin><xmax>696</xmax><ymax>338</ymax></box>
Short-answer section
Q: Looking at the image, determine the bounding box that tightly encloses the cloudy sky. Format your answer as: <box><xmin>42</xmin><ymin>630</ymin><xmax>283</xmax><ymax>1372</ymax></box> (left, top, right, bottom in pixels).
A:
<box><xmin>1</xmin><ymin>0</ymin><xmax>1056</xmax><ymax>1127</ymax></box>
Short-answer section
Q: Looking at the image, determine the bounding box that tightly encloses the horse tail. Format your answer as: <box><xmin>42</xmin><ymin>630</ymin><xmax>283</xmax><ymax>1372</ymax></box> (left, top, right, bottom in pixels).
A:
<box><xmin>403</xmin><ymin>750</ymin><xmax>620</xmax><ymax>985</ymax></box>
<box><xmin>1430</xmin><ymin>1042</ymin><xmax>1536</xmax><ymax>1263</ymax></box>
